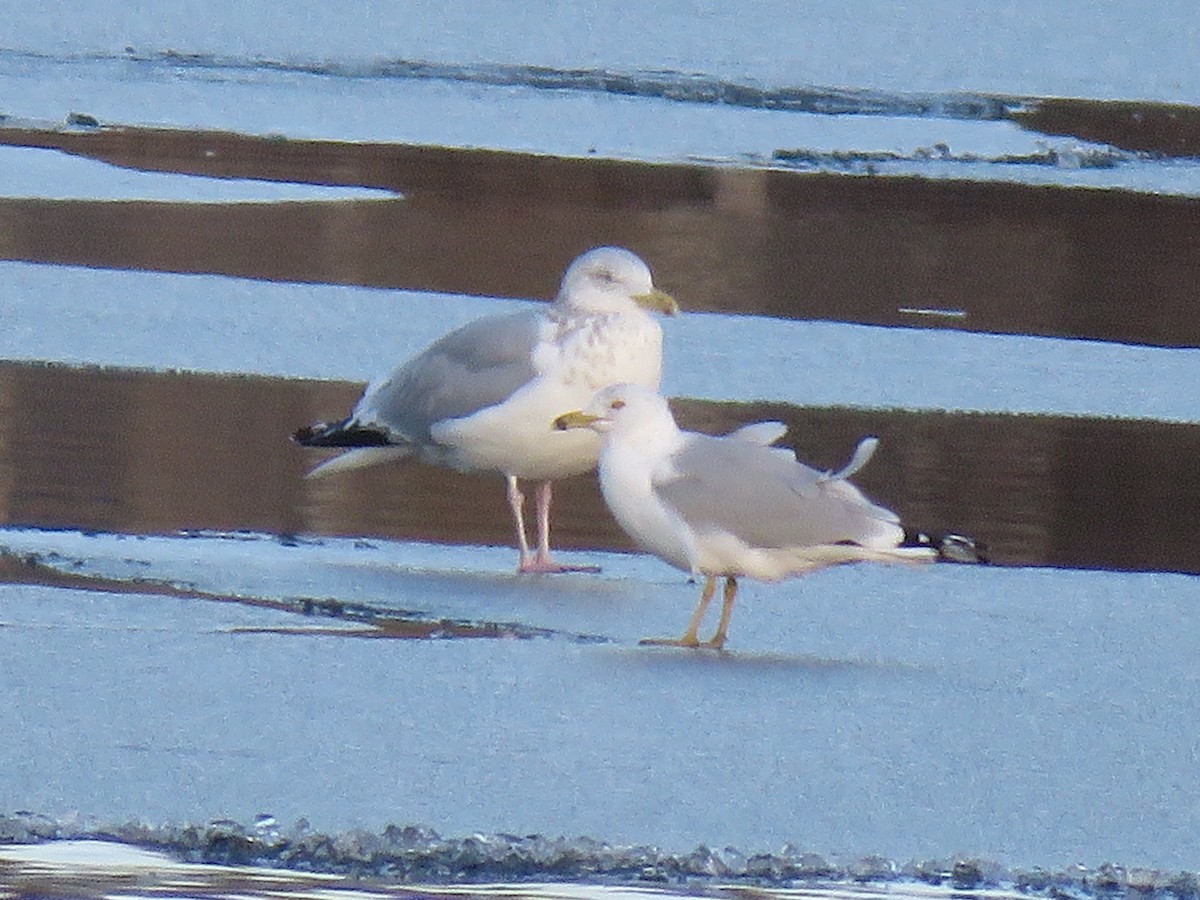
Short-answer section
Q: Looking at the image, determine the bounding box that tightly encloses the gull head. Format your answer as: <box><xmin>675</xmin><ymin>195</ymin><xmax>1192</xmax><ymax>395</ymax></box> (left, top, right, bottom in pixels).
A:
<box><xmin>556</xmin><ymin>246</ymin><xmax>679</xmax><ymax>317</ymax></box>
<box><xmin>554</xmin><ymin>383</ymin><xmax>676</xmax><ymax>436</ymax></box>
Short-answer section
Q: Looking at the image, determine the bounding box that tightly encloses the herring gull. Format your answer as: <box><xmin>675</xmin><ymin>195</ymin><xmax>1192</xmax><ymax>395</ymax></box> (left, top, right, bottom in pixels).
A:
<box><xmin>294</xmin><ymin>247</ymin><xmax>679</xmax><ymax>573</ymax></box>
<box><xmin>555</xmin><ymin>383</ymin><xmax>981</xmax><ymax>649</ymax></box>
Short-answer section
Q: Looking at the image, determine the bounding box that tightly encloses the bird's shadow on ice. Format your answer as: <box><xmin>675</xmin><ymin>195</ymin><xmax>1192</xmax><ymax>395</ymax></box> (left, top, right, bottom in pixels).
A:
<box><xmin>265</xmin><ymin>557</ymin><xmax>659</xmax><ymax>644</ymax></box>
<box><xmin>603</xmin><ymin>644</ymin><xmax>931</xmax><ymax>676</ymax></box>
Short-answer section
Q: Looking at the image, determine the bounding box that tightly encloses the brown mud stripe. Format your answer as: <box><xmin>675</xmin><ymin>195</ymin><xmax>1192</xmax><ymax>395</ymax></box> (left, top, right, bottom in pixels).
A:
<box><xmin>2</xmin><ymin>125</ymin><xmax>1200</xmax><ymax>347</ymax></box>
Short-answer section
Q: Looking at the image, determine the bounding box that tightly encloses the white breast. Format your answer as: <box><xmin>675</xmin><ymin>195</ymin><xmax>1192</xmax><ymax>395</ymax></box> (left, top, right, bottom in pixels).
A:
<box><xmin>534</xmin><ymin>311</ymin><xmax>664</xmax><ymax>393</ymax></box>
<box><xmin>599</xmin><ymin>443</ymin><xmax>696</xmax><ymax>575</ymax></box>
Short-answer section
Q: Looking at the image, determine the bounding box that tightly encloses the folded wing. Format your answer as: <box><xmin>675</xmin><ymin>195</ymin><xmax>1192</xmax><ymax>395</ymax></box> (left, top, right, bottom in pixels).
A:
<box><xmin>654</xmin><ymin>433</ymin><xmax>903</xmax><ymax>552</ymax></box>
<box><xmin>355</xmin><ymin>309</ymin><xmax>546</xmax><ymax>444</ymax></box>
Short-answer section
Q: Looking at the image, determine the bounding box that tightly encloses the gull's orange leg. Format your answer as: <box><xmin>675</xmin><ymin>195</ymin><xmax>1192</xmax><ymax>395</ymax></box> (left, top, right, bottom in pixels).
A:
<box><xmin>640</xmin><ymin>575</ymin><xmax>717</xmax><ymax>648</ymax></box>
<box><xmin>702</xmin><ymin>576</ymin><xmax>739</xmax><ymax>650</ymax></box>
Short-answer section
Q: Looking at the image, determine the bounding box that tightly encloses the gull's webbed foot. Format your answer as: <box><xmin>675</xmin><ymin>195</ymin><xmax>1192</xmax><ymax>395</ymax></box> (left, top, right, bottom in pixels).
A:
<box><xmin>639</xmin><ymin>635</ymin><xmax>702</xmax><ymax>649</ymax></box>
<box><xmin>515</xmin><ymin>480</ymin><xmax>602</xmax><ymax>574</ymax></box>
<box><xmin>638</xmin><ymin>576</ymin><xmax>736</xmax><ymax>650</ymax></box>
<box><xmin>517</xmin><ymin>551</ymin><xmax>601</xmax><ymax>575</ymax></box>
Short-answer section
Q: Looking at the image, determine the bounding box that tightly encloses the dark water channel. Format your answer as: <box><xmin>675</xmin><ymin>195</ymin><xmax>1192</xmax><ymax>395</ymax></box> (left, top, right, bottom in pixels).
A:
<box><xmin>0</xmin><ymin>360</ymin><xmax>1196</xmax><ymax>575</ymax></box>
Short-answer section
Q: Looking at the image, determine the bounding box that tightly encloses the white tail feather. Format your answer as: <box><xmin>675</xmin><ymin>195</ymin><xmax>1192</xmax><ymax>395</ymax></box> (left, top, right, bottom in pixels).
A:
<box><xmin>306</xmin><ymin>446</ymin><xmax>412</xmax><ymax>479</ymax></box>
<box><xmin>784</xmin><ymin>542</ymin><xmax>935</xmax><ymax>573</ymax></box>
<box><xmin>820</xmin><ymin>436</ymin><xmax>879</xmax><ymax>482</ymax></box>
<box><xmin>739</xmin><ymin>541</ymin><xmax>936</xmax><ymax>581</ymax></box>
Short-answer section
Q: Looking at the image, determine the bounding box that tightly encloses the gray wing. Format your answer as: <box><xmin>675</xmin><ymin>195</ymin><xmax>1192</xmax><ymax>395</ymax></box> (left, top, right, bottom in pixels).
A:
<box><xmin>353</xmin><ymin>309</ymin><xmax>544</xmax><ymax>444</ymax></box>
<box><xmin>728</xmin><ymin>421</ymin><xmax>788</xmax><ymax>446</ymax></box>
<box><xmin>655</xmin><ymin>434</ymin><xmax>901</xmax><ymax>550</ymax></box>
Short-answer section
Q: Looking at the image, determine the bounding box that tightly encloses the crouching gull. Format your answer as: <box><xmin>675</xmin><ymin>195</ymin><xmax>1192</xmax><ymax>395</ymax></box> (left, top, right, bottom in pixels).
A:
<box><xmin>555</xmin><ymin>383</ymin><xmax>984</xmax><ymax>649</ymax></box>
<box><xmin>294</xmin><ymin>247</ymin><xmax>679</xmax><ymax>573</ymax></box>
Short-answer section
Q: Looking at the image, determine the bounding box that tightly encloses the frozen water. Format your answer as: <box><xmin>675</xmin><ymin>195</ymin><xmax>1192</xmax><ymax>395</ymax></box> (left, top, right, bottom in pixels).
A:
<box><xmin>0</xmin><ymin>56</ymin><xmax>1117</xmax><ymax>179</ymax></box>
<box><xmin>2</xmin><ymin>261</ymin><xmax>1197</xmax><ymax>423</ymax></box>
<box><xmin>5</xmin><ymin>9</ymin><xmax>1200</xmax><ymax>194</ymax></box>
<box><xmin>4</xmin><ymin>0</ymin><xmax>1200</xmax><ymax>883</ymax></box>
<box><xmin>0</xmin><ymin>528</ymin><xmax>1199</xmax><ymax>870</ymax></box>
<box><xmin>0</xmin><ymin>839</ymin><xmax>179</xmax><ymax>869</ymax></box>
<box><xmin>0</xmin><ymin>145</ymin><xmax>394</xmax><ymax>202</ymax></box>
<box><xmin>9</xmin><ymin>1</ymin><xmax>1200</xmax><ymax>102</ymax></box>
<box><xmin>3</xmin><ymin>831</ymin><xmax>1137</xmax><ymax>900</ymax></box>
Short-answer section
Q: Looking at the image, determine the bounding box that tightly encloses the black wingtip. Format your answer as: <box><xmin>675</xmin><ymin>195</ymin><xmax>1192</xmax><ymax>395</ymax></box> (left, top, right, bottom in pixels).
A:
<box><xmin>902</xmin><ymin>528</ymin><xmax>991</xmax><ymax>565</ymax></box>
<box><xmin>292</xmin><ymin>419</ymin><xmax>392</xmax><ymax>448</ymax></box>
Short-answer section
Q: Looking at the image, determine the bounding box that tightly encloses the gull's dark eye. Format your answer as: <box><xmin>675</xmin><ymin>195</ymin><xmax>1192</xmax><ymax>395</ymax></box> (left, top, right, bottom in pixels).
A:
<box><xmin>594</xmin><ymin>267</ymin><xmax>617</xmax><ymax>284</ymax></box>
<box><xmin>610</xmin><ymin>399</ymin><xmax>626</xmax><ymax>410</ymax></box>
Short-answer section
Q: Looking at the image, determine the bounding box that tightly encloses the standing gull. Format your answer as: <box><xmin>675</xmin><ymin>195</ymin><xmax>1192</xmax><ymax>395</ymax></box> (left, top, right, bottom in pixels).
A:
<box><xmin>294</xmin><ymin>247</ymin><xmax>679</xmax><ymax>573</ymax></box>
<box><xmin>555</xmin><ymin>383</ymin><xmax>976</xmax><ymax>649</ymax></box>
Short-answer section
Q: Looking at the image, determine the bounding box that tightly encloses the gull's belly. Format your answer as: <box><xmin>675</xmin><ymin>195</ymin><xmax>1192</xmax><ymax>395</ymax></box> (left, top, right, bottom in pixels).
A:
<box><xmin>430</xmin><ymin>380</ymin><xmax>603</xmax><ymax>479</ymax></box>
<box><xmin>446</xmin><ymin>422</ymin><xmax>602</xmax><ymax>479</ymax></box>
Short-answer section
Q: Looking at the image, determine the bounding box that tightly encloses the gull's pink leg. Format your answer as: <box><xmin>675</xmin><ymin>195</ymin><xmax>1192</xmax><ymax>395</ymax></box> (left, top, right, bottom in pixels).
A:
<box><xmin>532</xmin><ymin>480</ymin><xmax>556</xmax><ymax>568</ymax></box>
<box><xmin>517</xmin><ymin>480</ymin><xmax>601</xmax><ymax>574</ymax></box>
<box><xmin>506</xmin><ymin>475</ymin><xmax>535</xmax><ymax>571</ymax></box>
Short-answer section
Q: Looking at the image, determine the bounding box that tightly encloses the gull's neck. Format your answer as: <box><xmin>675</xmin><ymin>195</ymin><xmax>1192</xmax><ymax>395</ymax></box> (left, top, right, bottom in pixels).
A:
<box><xmin>611</xmin><ymin>413</ymin><xmax>684</xmax><ymax>461</ymax></box>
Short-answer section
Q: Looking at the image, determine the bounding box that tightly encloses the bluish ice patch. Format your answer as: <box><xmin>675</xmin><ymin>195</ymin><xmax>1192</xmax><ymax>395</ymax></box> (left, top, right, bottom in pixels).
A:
<box><xmin>6</xmin><ymin>1</ymin><xmax>1200</xmax><ymax>102</ymax></box>
<box><xmin>2</xmin><ymin>261</ymin><xmax>1197</xmax><ymax>423</ymax></box>
<box><xmin>4</xmin><ymin>0</ymin><xmax>1200</xmax><ymax>878</ymax></box>
<box><xmin>1</xmin><ymin>526</ymin><xmax>1198</xmax><ymax>869</ymax></box>
<box><xmin>4</xmin><ymin>49</ymin><xmax>1200</xmax><ymax>195</ymax></box>
<box><xmin>0</xmin><ymin>145</ymin><xmax>396</xmax><ymax>202</ymax></box>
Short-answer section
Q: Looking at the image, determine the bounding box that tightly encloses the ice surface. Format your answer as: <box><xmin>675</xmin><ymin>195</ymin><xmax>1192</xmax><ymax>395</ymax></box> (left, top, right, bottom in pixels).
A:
<box><xmin>8</xmin><ymin>1</ymin><xmax>1200</xmax><ymax>102</ymax></box>
<box><xmin>4</xmin><ymin>1</ymin><xmax>1200</xmax><ymax>883</ymax></box>
<box><xmin>2</xmin><ymin>261</ymin><xmax>1197</xmax><ymax>423</ymax></box>
<box><xmin>0</xmin><ymin>839</ymin><xmax>178</xmax><ymax>868</ymax></box>
<box><xmin>0</xmin><ymin>57</ymin><xmax>1090</xmax><ymax>168</ymax></box>
<box><xmin>1</xmin><ymin>527</ymin><xmax>1199</xmax><ymax>871</ymax></box>
<box><xmin>6</xmin><ymin>36</ymin><xmax>1200</xmax><ymax>195</ymax></box>
<box><xmin>0</xmin><ymin>145</ymin><xmax>395</xmax><ymax>202</ymax></box>
<box><xmin>9</xmin><ymin>831</ymin><xmax>1149</xmax><ymax>900</ymax></box>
